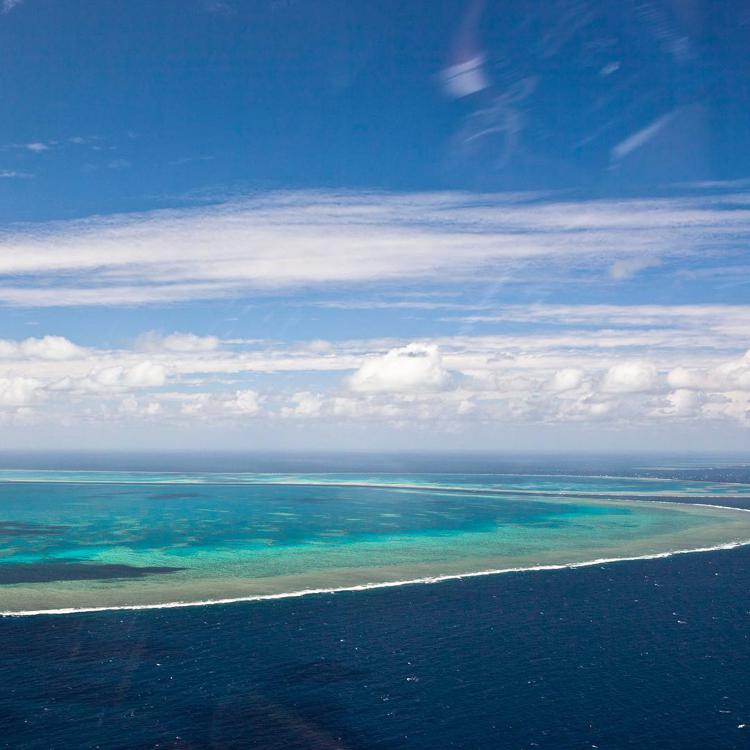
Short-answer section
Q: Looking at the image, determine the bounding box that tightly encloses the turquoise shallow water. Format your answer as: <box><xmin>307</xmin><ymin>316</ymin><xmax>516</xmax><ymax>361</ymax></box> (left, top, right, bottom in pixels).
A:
<box><xmin>2</xmin><ymin>472</ymin><xmax>750</xmax><ymax>614</ymax></box>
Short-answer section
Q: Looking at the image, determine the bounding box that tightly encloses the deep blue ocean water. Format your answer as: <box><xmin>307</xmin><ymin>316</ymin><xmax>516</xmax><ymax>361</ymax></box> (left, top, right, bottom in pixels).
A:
<box><xmin>1</xmin><ymin>453</ymin><xmax>750</xmax><ymax>749</ymax></box>
<box><xmin>3</xmin><ymin>548</ymin><xmax>750</xmax><ymax>749</ymax></box>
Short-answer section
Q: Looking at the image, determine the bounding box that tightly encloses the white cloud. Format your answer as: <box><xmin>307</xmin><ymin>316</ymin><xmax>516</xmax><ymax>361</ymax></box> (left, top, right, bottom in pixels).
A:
<box><xmin>448</xmin><ymin>305</ymin><xmax>750</xmax><ymax>363</ymax></box>
<box><xmin>0</xmin><ymin>170</ymin><xmax>33</xmax><ymax>179</ymax></box>
<box><xmin>601</xmin><ymin>362</ymin><xmax>658</xmax><ymax>393</ymax></box>
<box><xmin>663</xmin><ymin>389</ymin><xmax>705</xmax><ymax>417</ymax></box>
<box><xmin>223</xmin><ymin>389</ymin><xmax>260</xmax><ymax>415</ymax></box>
<box><xmin>549</xmin><ymin>368</ymin><xmax>584</xmax><ymax>392</ymax></box>
<box><xmin>282</xmin><ymin>391</ymin><xmax>323</xmax><ymax>418</ymax></box>
<box><xmin>610</xmin><ymin>112</ymin><xmax>675</xmax><ymax>162</ymax></box>
<box><xmin>347</xmin><ymin>343</ymin><xmax>451</xmax><ymax>394</ymax></box>
<box><xmin>667</xmin><ymin>367</ymin><xmax>703</xmax><ymax>390</ymax></box>
<box><xmin>136</xmin><ymin>331</ymin><xmax>220</xmax><ymax>353</ymax></box>
<box><xmin>589</xmin><ymin>401</ymin><xmax>613</xmax><ymax>418</ymax></box>
<box><xmin>0</xmin><ymin>336</ymin><xmax>86</xmax><ymax>361</ymax></box>
<box><xmin>711</xmin><ymin>351</ymin><xmax>750</xmax><ymax>391</ymax></box>
<box><xmin>179</xmin><ymin>393</ymin><xmax>211</xmax><ymax>416</ymax></box>
<box><xmin>21</xmin><ymin>336</ymin><xmax>86</xmax><ymax>360</ymax></box>
<box><xmin>85</xmin><ymin>361</ymin><xmax>168</xmax><ymax>391</ymax></box>
<box><xmin>0</xmin><ymin>322</ymin><xmax>747</xmax><ymax>433</ymax></box>
<box><xmin>608</xmin><ymin>257</ymin><xmax>658</xmax><ymax>280</ymax></box>
<box><xmin>667</xmin><ymin>351</ymin><xmax>750</xmax><ymax>393</ymax></box>
<box><xmin>450</xmin><ymin>303</ymin><xmax>750</xmax><ymax>335</ymax></box>
<box><xmin>1</xmin><ymin>191</ymin><xmax>748</xmax><ymax>307</ymax></box>
<box><xmin>0</xmin><ymin>377</ymin><xmax>40</xmax><ymax>407</ymax></box>
<box><xmin>1</xmin><ymin>0</ymin><xmax>23</xmax><ymax>13</ymax></box>
<box><xmin>123</xmin><ymin>361</ymin><xmax>168</xmax><ymax>387</ymax></box>
<box><xmin>118</xmin><ymin>396</ymin><xmax>162</xmax><ymax>417</ymax></box>
<box><xmin>307</xmin><ymin>339</ymin><xmax>333</xmax><ymax>354</ymax></box>
<box><xmin>703</xmin><ymin>391</ymin><xmax>750</xmax><ymax>424</ymax></box>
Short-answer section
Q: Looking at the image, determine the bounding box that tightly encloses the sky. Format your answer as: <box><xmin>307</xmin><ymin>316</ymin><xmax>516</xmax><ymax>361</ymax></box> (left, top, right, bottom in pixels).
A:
<box><xmin>0</xmin><ymin>0</ymin><xmax>749</xmax><ymax>452</ymax></box>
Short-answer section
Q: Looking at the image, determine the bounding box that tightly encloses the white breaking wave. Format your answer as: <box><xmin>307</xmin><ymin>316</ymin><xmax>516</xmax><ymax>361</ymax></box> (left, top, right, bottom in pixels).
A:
<box><xmin>3</xmin><ymin>535</ymin><xmax>750</xmax><ymax>618</ymax></box>
<box><xmin>0</xmin><ymin>472</ymin><xmax>748</xmax><ymax>501</ymax></box>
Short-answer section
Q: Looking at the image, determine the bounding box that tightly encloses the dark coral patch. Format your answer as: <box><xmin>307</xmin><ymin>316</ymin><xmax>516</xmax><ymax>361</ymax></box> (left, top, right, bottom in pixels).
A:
<box><xmin>0</xmin><ymin>521</ymin><xmax>69</xmax><ymax>538</ymax></box>
<box><xmin>0</xmin><ymin>560</ymin><xmax>184</xmax><ymax>584</ymax></box>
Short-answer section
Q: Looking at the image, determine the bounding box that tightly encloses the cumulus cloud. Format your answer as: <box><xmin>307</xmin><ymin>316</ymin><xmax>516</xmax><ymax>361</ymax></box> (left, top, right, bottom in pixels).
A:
<box><xmin>601</xmin><ymin>362</ymin><xmax>658</xmax><ymax>393</ymax></box>
<box><xmin>667</xmin><ymin>366</ymin><xmax>703</xmax><ymax>390</ymax></box>
<box><xmin>549</xmin><ymin>368</ymin><xmax>585</xmax><ymax>393</ymax></box>
<box><xmin>711</xmin><ymin>351</ymin><xmax>750</xmax><ymax>391</ymax></box>
<box><xmin>118</xmin><ymin>396</ymin><xmax>163</xmax><ymax>417</ymax></box>
<box><xmin>282</xmin><ymin>391</ymin><xmax>323</xmax><ymax>418</ymax></box>
<box><xmin>0</xmin><ymin>322</ymin><xmax>749</xmax><ymax>432</ymax></box>
<box><xmin>703</xmin><ymin>391</ymin><xmax>750</xmax><ymax>424</ymax></box>
<box><xmin>21</xmin><ymin>336</ymin><xmax>86</xmax><ymax>360</ymax></box>
<box><xmin>222</xmin><ymin>389</ymin><xmax>260</xmax><ymax>415</ymax></box>
<box><xmin>662</xmin><ymin>389</ymin><xmax>706</xmax><ymax>417</ymax></box>
<box><xmin>668</xmin><ymin>351</ymin><xmax>750</xmax><ymax>393</ymax></box>
<box><xmin>124</xmin><ymin>361</ymin><xmax>168</xmax><ymax>387</ymax></box>
<box><xmin>85</xmin><ymin>361</ymin><xmax>168</xmax><ymax>391</ymax></box>
<box><xmin>347</xmin><ymin>343</ymin><xmax>451</xmax><ymax>394</ymax></box>
<box><xmin>170</xmin><ymin>389</ymin><xmax>262</xmax><ymax>419</ymax></box>
<box><xmin>0</xmin><ymin>377</ymin><xmax>40</xmax><ymax>407</ymax></box>
<box><xmin>0</xmin><ymin>336</ymin><xmax>86</xmax><ymax>361</ymax></box>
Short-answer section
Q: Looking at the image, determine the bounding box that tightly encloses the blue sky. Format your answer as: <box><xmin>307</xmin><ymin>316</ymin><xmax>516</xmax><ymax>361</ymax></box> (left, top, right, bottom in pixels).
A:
<box><xmin>0</xmin><ymin>0</ymin><xmax>749</xmax><ymax>451</ymax></box>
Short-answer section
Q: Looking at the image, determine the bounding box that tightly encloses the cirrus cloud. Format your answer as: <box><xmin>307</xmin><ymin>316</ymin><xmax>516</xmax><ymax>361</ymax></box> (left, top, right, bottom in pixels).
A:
<box><xmin>0</xmin><ymin>191</ymin><xmax>748</xmax><ymax>307</ymax></box>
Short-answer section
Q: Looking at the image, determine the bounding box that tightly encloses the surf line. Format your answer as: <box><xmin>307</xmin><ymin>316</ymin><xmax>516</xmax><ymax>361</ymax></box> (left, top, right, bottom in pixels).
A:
<box><xmin>4</xmin><ymin>536</ymin><xmax>750</xmax><ymax>618</ymax></box>
<box><xmin>2</xmin><ymin>475</ymin><xmax>747</xmax><ymax>505</ymax></box>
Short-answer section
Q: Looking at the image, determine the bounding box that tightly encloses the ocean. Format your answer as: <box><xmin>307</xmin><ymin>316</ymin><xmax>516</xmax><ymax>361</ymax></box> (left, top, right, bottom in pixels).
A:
<box><xmin>1</xmin><ymin>453</ymin><xmax>750</xmax><ymax>749</ymax></box>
